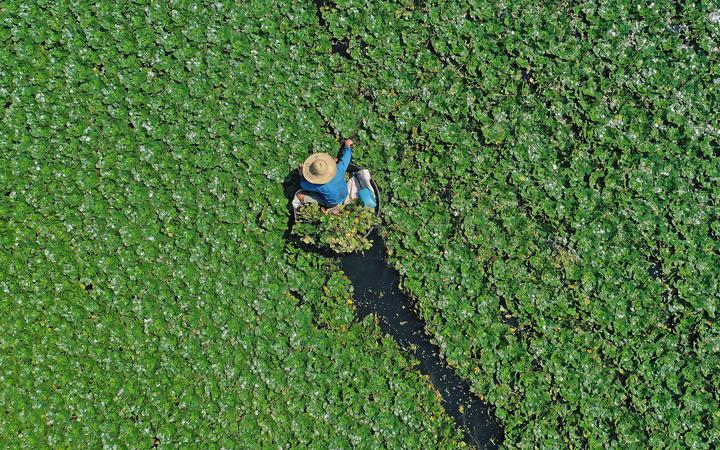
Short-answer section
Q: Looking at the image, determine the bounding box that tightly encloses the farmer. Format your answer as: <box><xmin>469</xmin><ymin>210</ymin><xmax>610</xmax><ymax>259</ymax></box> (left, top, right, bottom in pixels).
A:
<box><xmin>297</xmin><ymin>139</ymin><xmax>354</xmax><ymax>208</ymax></box>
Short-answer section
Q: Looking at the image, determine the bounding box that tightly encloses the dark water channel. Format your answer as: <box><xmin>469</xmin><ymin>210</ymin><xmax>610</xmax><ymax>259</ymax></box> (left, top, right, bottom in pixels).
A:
<box><xmin>340</xmin><ymin>231</ymin><xmax>503</xmax><ymax>449</ymax></box>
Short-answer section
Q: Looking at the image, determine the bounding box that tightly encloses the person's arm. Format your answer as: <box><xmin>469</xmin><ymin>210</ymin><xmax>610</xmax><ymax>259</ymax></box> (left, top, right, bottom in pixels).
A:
<box><xmin>336</xmin><ymin>139</ymin><xmax>353</xmax><ymax>174</ymax></box>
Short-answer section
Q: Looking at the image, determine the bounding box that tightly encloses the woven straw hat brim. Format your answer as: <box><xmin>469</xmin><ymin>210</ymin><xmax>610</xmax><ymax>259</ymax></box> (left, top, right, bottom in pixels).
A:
<box><xmin>302</xmin><ymin>153</ymin><xmax>337</xmax><ymax>184</ymax></box>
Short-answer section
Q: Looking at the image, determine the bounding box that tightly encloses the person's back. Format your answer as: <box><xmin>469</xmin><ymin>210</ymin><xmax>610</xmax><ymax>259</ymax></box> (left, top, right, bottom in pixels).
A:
<box><xmin>300</xmin><ymin>141</ymin><xmax>353</xmax><ymax>207</ymax></box>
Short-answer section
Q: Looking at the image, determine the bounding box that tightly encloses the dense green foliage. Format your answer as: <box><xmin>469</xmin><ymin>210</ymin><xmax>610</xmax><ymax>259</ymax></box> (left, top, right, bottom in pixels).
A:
<box><xmin>322</xmin><ymin>0</ymin><xmax>719</xmax><ymax>447</ymax></box>
<box><xmin>293</xmin><ymin>202</ymin><xmax>380</xmax><ymax>253</ymax></box>
<box><xmin>0</xmin><ymin>1</ymin><xmax>464</xmax><ymax>447</ymax></box>
<box><xmin>3</xmin><ymin>0</ymin><xmax>719</xmax><ymax>448</ymax></box>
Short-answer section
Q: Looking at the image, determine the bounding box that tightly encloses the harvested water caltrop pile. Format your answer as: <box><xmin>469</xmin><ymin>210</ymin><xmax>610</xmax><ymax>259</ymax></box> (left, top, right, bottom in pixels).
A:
<box><xmin>2</xmin><ymin>0</ymin><xmax>719</xmax><ymax>448</ymax></box>
<box><xmin>293</xmin><ymin>202</ymin><xmax>380</xmax><ymax>253</ymax></box>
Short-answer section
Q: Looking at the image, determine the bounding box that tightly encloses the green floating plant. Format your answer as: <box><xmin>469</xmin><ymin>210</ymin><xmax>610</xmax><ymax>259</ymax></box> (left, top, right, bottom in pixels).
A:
<box><xmin>293</xmin><ymin>202</ymin><xmax>380</xmax><ymax>254</ymax></box>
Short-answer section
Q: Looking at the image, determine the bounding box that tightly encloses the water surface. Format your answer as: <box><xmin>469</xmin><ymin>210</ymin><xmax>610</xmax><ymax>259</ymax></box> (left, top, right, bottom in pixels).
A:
<box><xmin>340</xmin><ymin>231</ymin><xmax>503</xmax><ymax>449</ymax></box>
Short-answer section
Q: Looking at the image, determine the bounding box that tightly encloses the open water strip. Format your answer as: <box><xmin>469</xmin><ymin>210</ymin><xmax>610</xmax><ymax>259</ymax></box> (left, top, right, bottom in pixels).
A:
<box><xmin>340</xmin><ymin>231</ymin><xmax>503</xmax><ymax>449</ymax></box>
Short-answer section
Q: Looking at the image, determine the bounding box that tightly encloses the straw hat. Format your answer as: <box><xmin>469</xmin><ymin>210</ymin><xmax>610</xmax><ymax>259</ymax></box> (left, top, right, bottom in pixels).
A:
<box><xmin>302</xmin><ymin>153</ymin><xmax>337</xmax><ymax>184</ymax></box>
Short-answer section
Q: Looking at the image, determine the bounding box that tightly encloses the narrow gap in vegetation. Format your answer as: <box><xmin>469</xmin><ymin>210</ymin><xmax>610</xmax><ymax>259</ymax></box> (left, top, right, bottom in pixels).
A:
<box><xmin>340</xmin><ymin>232</ymin><xmax>504</xmax><ymax>448</ymax></box>
<box><xmin>331</xmin><ymin>39</ymin><xmax>351</xmax><ymax>59</ymax></box>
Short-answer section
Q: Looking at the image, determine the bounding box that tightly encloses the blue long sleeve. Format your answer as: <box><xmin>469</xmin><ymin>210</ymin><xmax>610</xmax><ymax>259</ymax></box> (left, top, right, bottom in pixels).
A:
<box><xmin>336</xmin><ymin>146</ymin><xmax>352</xmax><ymax>174</ymax></box>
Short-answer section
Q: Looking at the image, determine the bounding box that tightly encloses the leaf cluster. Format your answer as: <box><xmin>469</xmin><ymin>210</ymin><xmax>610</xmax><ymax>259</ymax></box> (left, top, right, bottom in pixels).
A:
<box><xmin>292</xmin><ymin>202</ymin><xmax>380</xmax><ymax>254</ymax></box>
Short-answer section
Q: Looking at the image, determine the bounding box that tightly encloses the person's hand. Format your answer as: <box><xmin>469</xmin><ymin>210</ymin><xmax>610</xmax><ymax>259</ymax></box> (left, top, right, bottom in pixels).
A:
<box><xmin>344</xmin><ymin>139</ymin><xmax>353</xmax><ymax>147</ymax></box>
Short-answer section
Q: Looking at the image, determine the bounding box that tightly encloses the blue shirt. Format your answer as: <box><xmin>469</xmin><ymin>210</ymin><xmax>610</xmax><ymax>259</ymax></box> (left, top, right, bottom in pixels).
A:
<box><xmin>300</xmin><ymin>146</ymin><xmax>352</xmax><ymax>207</ymax></box>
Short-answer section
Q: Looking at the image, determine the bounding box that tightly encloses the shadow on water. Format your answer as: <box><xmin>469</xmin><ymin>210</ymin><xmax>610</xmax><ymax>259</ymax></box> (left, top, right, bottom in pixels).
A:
<box><xmin>341</xmin><ymin>230</ymin><xmax>503</xmax><ymax>449</ymax></box>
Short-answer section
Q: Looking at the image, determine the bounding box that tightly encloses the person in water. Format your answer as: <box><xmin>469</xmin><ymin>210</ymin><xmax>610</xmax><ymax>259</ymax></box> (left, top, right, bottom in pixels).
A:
<box><xmin>297</xmin><ymin>139</ymin><xmax>354</xmax><ymax>208</ymax></box>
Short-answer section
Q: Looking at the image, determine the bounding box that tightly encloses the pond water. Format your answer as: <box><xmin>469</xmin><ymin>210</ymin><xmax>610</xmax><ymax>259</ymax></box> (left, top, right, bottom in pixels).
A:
<box><xmin>340</xmin><ymin>231</ymin><xmax>503</xmax><ymax>449</ymax></box>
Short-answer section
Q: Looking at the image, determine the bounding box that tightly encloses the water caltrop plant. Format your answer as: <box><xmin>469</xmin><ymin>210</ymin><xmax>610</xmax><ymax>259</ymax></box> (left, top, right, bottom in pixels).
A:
<box><xmin>293</xmin><ymin>202</ymin><xmax>380</xmax><ymax>253</ymax></box>
<box><xmin>0</xmin><ymin>1</ymin><xmax>465</xmax><ymax>448</ymax></box>
<box><xmin>3</xmin><ymin>0</ymin><xmax>719</xmax><ymax>448</ymax></box>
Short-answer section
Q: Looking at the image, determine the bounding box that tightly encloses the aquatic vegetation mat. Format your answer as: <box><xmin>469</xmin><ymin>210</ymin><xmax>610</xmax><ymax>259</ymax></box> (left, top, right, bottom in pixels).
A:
<box><xmin>332</xmin><ymin>1</ymin><xmax>720</xmax><ymax>447</ymax></box>
<box><xmin>3</xmin><ymin>0</ymin><xmax>719</xmax><ymax>448</ymax></box>
<box><xmin>0</xmin><ymin>1</ymin><xmax>463</xmax><ymax>447</ymax></box>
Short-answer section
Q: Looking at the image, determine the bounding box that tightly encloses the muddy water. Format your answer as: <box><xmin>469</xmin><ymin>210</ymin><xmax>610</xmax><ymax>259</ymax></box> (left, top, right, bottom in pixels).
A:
<box><xmin>340</xmin><ymin>231</ymin><xmax>503</xmax><ymax>449</ymax></box>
